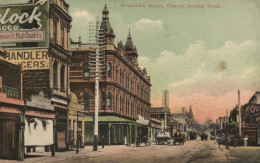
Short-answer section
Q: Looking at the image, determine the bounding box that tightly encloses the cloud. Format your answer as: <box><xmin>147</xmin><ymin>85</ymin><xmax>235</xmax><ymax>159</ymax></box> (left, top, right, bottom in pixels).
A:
<box><xmin>140</xmin><ymin>40</ymin><xmax>260</xmax><ymax>98</ymax></box>
<box><xmin>132</xmin><ymin>18</ymin><xmax>165</xmax><ymax>34</ymax></box>
<box><xmin>138</xmin><ymin>56</ymin><xmax>150</xmax><ymax>69</ymax></box>
<box><xmin>72</xmin><ymin>10</ymin><xmax>95</xmax><ymax>21</ymax></box>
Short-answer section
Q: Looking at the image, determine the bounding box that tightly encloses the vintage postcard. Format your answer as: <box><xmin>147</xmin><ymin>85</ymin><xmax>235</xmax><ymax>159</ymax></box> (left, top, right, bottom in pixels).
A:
<box><xmin>0</xmin><ymin>0</ymin><xmax>259</xmax><ymax>162</ymax></box>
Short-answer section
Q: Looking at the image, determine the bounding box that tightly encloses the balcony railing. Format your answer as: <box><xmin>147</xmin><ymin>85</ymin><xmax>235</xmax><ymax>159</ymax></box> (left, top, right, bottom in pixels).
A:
<box><xmin>1</xmin><ymin>85</ymin><xmax>20</xmax><ymax>99</ymax></box>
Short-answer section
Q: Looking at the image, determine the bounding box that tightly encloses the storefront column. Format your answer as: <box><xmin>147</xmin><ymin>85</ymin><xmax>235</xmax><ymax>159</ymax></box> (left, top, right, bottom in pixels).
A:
<box><xmin>66</xmin><ymin>110</ymin><xmax>69</xmax><ymax>150</ymax></box>
<box><xmin>52</xmin><ymin>112</ymin><xmax>57</xmax><ymax>157</ymax></box>
<box><xmin>18</xmin><ymin>111</ymin><xmax>25</xmax><ymax>161</ymax></box>
<box><xmin>108</xmin><ymin>122</ymin><xmax>111</xmax><ymax>145</ymax></box>
<box><xmin>134</xmin><ymin>125</ymin><xmax>137</xmax><ymax>145</ymax></box>
<box><xmin>129</xmin><ymin>124</ymin><xmax>132</xmax><ymax>145</ymax></box>
<box><xmin>126</xmin><ymin>124</ymin><xmax>129</xmax><ymax>146</ymax></box>
<box><xmin>148</xmin><ymin>126</ymin><xmax>151</xmax><ymax>138</ymax></box>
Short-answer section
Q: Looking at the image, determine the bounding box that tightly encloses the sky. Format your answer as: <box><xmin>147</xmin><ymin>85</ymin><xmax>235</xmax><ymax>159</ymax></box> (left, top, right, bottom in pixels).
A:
<box><xmin>1</xmin><ymin>0</ymin><xmax>260</xmax><ymax>123</ymax></box>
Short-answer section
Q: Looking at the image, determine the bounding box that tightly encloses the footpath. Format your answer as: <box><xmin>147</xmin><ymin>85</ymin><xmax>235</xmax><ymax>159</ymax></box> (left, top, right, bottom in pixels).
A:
<box><xmin>1</xmin><ymin>147</ymin><xmax>104</xmax><ymax>163</ymax></box>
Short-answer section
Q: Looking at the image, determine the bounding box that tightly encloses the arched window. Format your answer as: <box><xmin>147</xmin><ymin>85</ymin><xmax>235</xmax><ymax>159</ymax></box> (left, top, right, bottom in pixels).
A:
<box><xmin>83</xmin><ymin>62</ymin><xmax>90</xmax><ymax>77</ymax></box>
<box><xmin>53</xmin><ymin>61</ymin><xmax>58</xmax><ymax>88</ymax></box>
<box><xmin>60</xmin><ymin>65</ymin><xmax>65</xmax><ymax>90</ymax></box>
<box><xmin>108</xmin><ymin>92</ymin><xmax>112</xmax><ymax>108</ymax></box>
<box><xmin>108</xmin><ymin>63</ymin><xmax>112</xmax><ymax>78</ymax></box>
<box><xmin>84</xmin><ymin>92</ymin><xmax>90</xmax><ymax>110</ymax></box>
<box><xmin>102</xmin><ymin>91</ymin><xmax>106</xmax><ymax>110</ymax></box>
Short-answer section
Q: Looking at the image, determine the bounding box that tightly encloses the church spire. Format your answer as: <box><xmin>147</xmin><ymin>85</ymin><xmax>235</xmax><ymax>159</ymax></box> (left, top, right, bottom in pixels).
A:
<box><xmin>189</xmin><ymin>105</ymin><xmax>193</xmax><ymax>117</ymax></box>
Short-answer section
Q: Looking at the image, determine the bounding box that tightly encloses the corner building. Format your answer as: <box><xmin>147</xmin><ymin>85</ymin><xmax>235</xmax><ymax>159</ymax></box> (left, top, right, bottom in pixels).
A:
<box><xmin>1</xmin><ymin>0</ymin><xmax>72</xmax><ymax>154</ymax></box>
<box><xmin>70</xmin><ymin>5</ymin><xmax>151</xmax><ymax>145</ymax></box>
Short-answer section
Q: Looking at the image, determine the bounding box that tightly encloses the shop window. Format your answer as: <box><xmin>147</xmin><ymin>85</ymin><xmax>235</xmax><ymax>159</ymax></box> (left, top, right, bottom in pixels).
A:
<box><xmin>84</xmin><ymin>92</ymin><xmax>90</xmax><ymax>110</ymax></box>
<box><xmin>83</xmin><ymin>62</ymin><xmax>90</xmax><ymax>77</ymax></box>
<box><xmin>53</xmin><ymin>61</ymin><xmax>58</xmax><ymax>89</ymax></box>
<box><xmin>42</xmin><ymin>121</ymin><xmax>47</xmax><ymax>131</ymax></box>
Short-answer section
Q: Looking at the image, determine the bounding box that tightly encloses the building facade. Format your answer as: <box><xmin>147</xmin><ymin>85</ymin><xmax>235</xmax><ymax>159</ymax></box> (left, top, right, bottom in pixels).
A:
<box><xmin>1</xmin><ymin>0</ymin><xmax>72</xmax><ymax>155</ymax></box>
<box><xmin>70</xmin><ymin>5</ymin><xmax>151</xmax><ymax>145</ymax></box>
<box><xmin>0</xmin><ymin>53</ymin><xmax>24</xmax><ymax>160</ymax></box>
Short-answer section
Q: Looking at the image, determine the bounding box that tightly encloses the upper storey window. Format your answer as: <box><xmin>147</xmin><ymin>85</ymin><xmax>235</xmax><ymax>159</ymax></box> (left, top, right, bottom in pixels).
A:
<box><xmin>53</xmin><ymin>20</ymin><xmax>58</xmax><ymax>44</ymax></box>
<box><xmin>83</xmin><ymin>62</ymin><xmax>90</xmax><ymax>77</ymax></box>
<box><xmin>53</xmin><ymin>61</ymin><xmax>58</xmax><ymax>89</ymax></box>
<box><xmin>108</xmin><ymin>63</ymin><xmax>112</xmax><ymax>78</ymax></box>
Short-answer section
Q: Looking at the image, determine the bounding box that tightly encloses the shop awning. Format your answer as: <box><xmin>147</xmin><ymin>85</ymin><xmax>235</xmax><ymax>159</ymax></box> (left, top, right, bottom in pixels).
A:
<box><xmin>84</xmin><ymin>116</ymin><xmax>135</xmax><ymax>123</ymax></box>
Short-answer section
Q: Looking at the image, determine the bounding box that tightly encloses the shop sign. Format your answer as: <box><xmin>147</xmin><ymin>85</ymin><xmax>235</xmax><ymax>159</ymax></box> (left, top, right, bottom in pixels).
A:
<box><xmin>250</xmin><ymin>105</ymin><xmax>260</xmax><ymax>115</ymax></box>
<box><xmin>5</xmin><ymin>49</ymin><xmax>49</xmax><ymax>70</ymax></box>
<box><xmin>26</xmin><ymin>91</ymin><xmax>54</xmax><ymax>110</ymax></box>
<box><xmin>0</xmin><ymin>0</ymin><xmax>49</xmax><ymax>49</ymax></box>
<box><xmin>51</xmin><ymin>96</ymin><xmax>68</xmax><ymax>105</ymax></box>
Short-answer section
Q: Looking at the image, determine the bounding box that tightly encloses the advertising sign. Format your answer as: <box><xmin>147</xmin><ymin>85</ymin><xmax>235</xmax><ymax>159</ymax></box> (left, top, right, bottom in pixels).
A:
<box><xmin>0</xmin><ymin>0</ymin><xmax>49</xmax><ymax>49</ymax></box>
<box><xmin>5</xmin><ymin>49</ymin><xmax>49</xmax><ymax>70</ymax></box>
<box><xmin>250</xmin><ymin>105</ymin><xmax>260</xmax><ymax>115</ymax></box>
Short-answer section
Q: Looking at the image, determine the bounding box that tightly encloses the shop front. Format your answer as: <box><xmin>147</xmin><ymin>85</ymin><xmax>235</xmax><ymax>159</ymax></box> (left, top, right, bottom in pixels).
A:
<box><xmin>0</xmin><ymin>93</ymin><xmax>24</xmax><ymax>160</ymax></box>
<box><xmin>84</xmin><ymin>116</ymin><xmax>137</xmax><ymax>145</ymax></box>
<box><xmin>24</xmin><ymin>92</ymin><xmax>55</xmax><ymax>154</ymax></box>
<box><xmin>68</xmin><ymin>93</ymin><xmax>84</xmax><ymax>149</ymax></box>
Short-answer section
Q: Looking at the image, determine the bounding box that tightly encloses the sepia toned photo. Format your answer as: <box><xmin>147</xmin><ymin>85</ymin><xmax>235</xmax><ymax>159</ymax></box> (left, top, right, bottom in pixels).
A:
<box><xmin>0</xmin><ymin>0</ymin><xmax>259</xmax><ymax>162</ymax></box>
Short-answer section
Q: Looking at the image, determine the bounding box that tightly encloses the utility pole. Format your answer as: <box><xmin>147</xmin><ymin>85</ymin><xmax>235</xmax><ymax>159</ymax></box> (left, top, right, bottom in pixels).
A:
<box><xmin>89</xmin><ymin>18</ymin><xmax>105</xmax><ymax>151</ymax></box>
<box><xmin>76</xmin><ymin>111</ymin><xmax>79</xmax><ymax>153</ymax></box>
<box><xmin>238</xmin><ymin>90</ymin><xmax>242</xmax><ymax>137</ymax></box>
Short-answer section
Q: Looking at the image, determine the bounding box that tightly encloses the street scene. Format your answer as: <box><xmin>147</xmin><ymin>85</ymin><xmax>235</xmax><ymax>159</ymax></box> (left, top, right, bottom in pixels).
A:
<box><xmin>0</xmin><ymin>0</ymin><xmax>259</xmax><ymax>162</ymax></box>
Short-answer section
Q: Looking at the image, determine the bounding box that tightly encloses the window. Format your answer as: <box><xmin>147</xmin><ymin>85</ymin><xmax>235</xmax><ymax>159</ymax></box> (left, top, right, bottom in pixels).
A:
<box><xmin>108</xmin><ymin>63</ymin><xmax>112</xmax><ymax>78</ymax></box>
<box><xmin>60</xmin><ymin>65</ymin><xmax>65</xmax><ymax>90</ymax></box>
<box><xmin>42</xmin><ymin>121</ymin><xmax>47</xmax><ymax>131</ymax></box>
<box><xmin>108</xmin><ymin>92</ymin><xmax>112</xmax><ymax>108</ymax></box>
<box><xmin>53</xmin><ymin>61</ymin><xmax>58</xmax><ymax>89</ymax></box>
<box><xmin>83</xmin><ymin>62</ymin><xmax>90</xmax><ymax>77</ymax></box>
<box><xmin>61</xmin><ymin>26</ymin><xmax>65</xmax><ymax>47</ymax></box>
<box><xmin>53</xmin><ymin>20</ymin><xmax>58</xmax><ymax>43</ymax></box>
<box><xmin>84</xmin><ymin>92</ymin><xmax>90</xmax><ymax>110</ymax></box>
<box><xmin>102</xmin><ymin>91</ymin><xmax>106</xmax><ymax>110</ymax></box>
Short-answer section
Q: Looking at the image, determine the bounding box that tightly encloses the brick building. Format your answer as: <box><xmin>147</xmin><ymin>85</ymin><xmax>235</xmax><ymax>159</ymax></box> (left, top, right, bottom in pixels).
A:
<box><xmin>70</xmin><ymin>5</ymin><xmax>151</xmax><ymax>145</ymax></box>
<box><xmin>1</xmin><ymin>0</ymin><xmax>72</xmax><ymax>154</ymax></box>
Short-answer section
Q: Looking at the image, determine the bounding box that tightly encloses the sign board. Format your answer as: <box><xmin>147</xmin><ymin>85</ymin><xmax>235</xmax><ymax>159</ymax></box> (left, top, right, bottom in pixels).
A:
<box><xmin>26</xmin><ymin>91</ymin><xmax>54</xmax><ymax>110</ymax></box>
<box><xmin>250</xmin><ymin>105</ymin><xmax>260</xmax><ymax>115</ymax></box>
<box><xmin>0</xmin><ymin>0</ymin><xmax>49</xmax><ymax>49</ymax></box>
<box><xmin>5</xmin><ymin>49</ymin><xmax>49</xmax><ymax>70</ymax></box>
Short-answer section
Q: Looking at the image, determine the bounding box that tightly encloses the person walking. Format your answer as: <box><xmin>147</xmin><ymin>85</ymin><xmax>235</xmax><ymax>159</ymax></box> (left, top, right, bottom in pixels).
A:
<box><xmin>244</xmin><ymin>135</ymin><xmax>248</xmax><ymax>147</ymax></box>
<box><xmin>233</xmin><ymin>136</ymin><xmax>237</xmax><ymax>148</ymax></box>
<box><xmin>226</xmin><ymin>135</ymin><xmax>231</xmax><ymax>149</ymax></box>
<box><xmin>102</xmin><ymin>134</ymin><xmax>105</xmax><ymax>148</ymax></box>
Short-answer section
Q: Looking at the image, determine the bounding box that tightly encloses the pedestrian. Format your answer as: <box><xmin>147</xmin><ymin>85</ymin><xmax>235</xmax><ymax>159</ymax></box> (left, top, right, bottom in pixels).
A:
<box><xmin>217</xmin><ymin>138</ymin><xmax>222</xmax><ymax>148</ymax></box>
<box><xmin>233</xmin><ymin>136</ymin><xmax>237</xmax><ymax>148</ymax></box>
<box><xmin>102</xmin><ymin>134</ymin><xmax>105</xmax><ymax>148</ymax></box>
<box><xmin>225</xmin><ymin>135</ymin><xmax>231</xmax><ymax>149</ymax></box>
<box><xmin>244</xmin><ymin>135</ymin><xmax>248</xmax><ymax>147</ymax></box>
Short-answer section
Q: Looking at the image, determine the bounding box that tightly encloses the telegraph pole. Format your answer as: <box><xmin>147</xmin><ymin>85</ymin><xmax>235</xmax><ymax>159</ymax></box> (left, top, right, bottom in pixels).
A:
<box><xmin>238</xmin><ymin>90</ymin><xmax>242</xmax><ymax>137</ymax></box>
<box><xmin>89</xmin><ymin>18</ymin><xmax>105</xmax><ymax>151</ymax></box>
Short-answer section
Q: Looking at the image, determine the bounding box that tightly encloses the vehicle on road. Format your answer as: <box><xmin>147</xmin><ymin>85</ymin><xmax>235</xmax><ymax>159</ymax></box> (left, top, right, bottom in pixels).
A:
<box><xmin>189</xmin><ymin>132</ymin><xmax>197</xmax><ymax>140</ymax></box>
<box><xmin>155</xmin><ymin>131</ymin><xmax>171</xmax><ymax>145</ymax></box>
<box><xmin>201</xmin><ymin>133</ymin><xmax>208</xmax><ymax>141</ymax></box>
